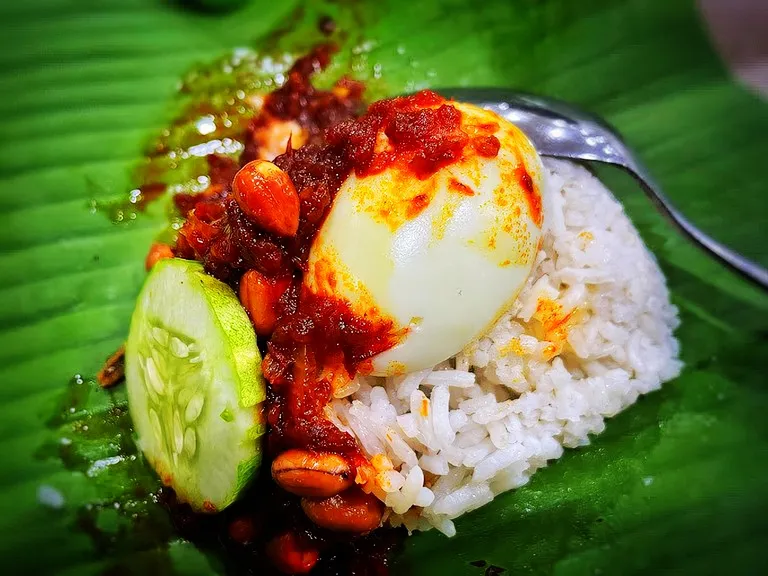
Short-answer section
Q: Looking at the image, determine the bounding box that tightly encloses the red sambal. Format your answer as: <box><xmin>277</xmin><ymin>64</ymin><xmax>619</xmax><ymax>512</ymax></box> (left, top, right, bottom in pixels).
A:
<box><xmin>163</xmin><ymin>44</ymin><xmax>501</xmax><ymax>574</ymax></box>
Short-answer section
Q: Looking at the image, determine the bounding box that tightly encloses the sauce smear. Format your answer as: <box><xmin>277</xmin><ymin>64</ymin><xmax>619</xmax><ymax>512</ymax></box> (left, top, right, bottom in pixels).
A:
<box><xmin>169</xmin><ymin>45</ymin><xmax>501</xmax><ymax>574</ymax></box>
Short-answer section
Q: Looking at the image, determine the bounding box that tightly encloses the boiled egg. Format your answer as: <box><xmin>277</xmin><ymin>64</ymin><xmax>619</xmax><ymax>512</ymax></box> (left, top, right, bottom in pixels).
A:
<box><xmin>304</xmin><ymin>101</ymin><xmax>544</xmax><ymax>376</ymax></box>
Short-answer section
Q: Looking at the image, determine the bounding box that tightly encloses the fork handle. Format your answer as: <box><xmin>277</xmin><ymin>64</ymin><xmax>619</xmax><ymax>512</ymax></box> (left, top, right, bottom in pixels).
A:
<box><xmin>628</xmin><ymin>170</ymin><xmax>768</xmax><ymax>290</ymax></box>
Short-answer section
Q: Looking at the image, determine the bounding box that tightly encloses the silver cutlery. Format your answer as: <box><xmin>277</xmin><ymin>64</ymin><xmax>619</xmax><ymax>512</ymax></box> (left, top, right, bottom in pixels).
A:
<box><xmin>439</xmin><ymin>88</ymin><xmax>768</xmax><ymax>290</ymax></box>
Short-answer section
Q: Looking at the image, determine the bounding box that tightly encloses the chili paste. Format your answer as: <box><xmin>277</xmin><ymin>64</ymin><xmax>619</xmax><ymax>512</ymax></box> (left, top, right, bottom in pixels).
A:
<box><xmin>169</xmin><ymin>44</ymin><xmax>500</xmax><ymax>574</ymax></box>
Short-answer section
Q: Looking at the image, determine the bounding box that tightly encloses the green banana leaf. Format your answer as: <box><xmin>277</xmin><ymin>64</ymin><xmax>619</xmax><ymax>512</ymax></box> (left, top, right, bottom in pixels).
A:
<box><xmin>1</xmin><ymin>0</ymin><xmax>767</xmax><ymax>574</ymax></box>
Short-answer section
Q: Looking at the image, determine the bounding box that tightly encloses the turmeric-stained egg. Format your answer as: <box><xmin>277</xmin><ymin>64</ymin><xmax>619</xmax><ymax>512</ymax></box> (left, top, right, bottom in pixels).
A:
<box><xmin>304</xmin><ymin>101</ymin><xmax>544</xmax><ymax>376</ymax></box>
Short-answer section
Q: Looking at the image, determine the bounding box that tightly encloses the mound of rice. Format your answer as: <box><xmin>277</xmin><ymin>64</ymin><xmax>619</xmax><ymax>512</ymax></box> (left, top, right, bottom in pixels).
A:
<box><xmin>327</xmin><ymin>159</ymin><xmax>682</xmax><ymax>536</ymax></box>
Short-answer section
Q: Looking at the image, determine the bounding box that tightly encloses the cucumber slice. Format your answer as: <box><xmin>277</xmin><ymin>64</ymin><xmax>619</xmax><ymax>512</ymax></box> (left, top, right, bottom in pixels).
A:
<box><xmin>125</xmin><ymin>258</ymin><xmax>265</xmax><ymax>513</ymax></box>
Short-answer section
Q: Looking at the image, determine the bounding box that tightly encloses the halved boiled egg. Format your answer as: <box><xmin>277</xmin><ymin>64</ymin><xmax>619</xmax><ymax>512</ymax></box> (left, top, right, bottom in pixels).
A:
<box><xmin>304</xmin><ymin>101</ymin><xmax>544</xmax><ymax>376</ymax></box>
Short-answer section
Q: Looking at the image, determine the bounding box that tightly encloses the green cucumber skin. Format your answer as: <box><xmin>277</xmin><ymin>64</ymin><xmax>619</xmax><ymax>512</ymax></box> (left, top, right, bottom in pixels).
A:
<box><xmin>195</xmin><ymin>268</ymin><xmax>266</xmax><ymax>408</ymax></box>
<box><xmin>125</xmin><ymin>258</ymin><xmax>265</xmax><ymax>512</ymax></box>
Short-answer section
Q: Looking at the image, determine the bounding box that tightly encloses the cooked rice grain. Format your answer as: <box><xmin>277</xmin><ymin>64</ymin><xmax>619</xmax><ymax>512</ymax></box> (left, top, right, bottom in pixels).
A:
<box><xmin>332</xmin><ymin>159</ymin><xmax>682</xmax><ymax>535</ymax></box>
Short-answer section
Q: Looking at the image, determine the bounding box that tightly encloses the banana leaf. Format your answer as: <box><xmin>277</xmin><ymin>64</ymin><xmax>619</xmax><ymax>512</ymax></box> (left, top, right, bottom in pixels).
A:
<box><xmin>0</xmin><ymin>0</ymin><xmax>766</xmax><ymax>574</ymax></box>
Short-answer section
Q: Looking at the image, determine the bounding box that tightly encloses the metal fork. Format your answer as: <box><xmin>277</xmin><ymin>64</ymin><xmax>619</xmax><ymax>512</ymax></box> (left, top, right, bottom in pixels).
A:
<box><xmin>438</xmin><ymin>87</ymin><xmax>768</xmax><ymax>290</ymax></box>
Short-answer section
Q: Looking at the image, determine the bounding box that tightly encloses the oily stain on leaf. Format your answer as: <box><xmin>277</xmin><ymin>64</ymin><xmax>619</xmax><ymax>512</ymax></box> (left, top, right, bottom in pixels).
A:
<box><xmin>36</xmin><ymin>374</ymin><xmax>178</xmax><ymax>575</ymax></box>
<box><xmin>99</xmin><ymin>0</ymin><xmax>397</xmax><ymax>230</ymax></box>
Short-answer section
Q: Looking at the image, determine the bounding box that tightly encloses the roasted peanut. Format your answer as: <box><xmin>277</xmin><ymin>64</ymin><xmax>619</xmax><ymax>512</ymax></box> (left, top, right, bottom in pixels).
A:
<box><xmin>233</xmin><ymin>160</ymin><xmax>300</xmax><ymax>237</ymax></box>
<box><xmin>301</xmin><ymin>488</ymin><xmax>384</xmax><ymax>533</ymax></box>
<box><xmin>266</xmin><ymin>531</ymin><xmax>319</xmax><ymax>575</ymax></box>
<box><xmin>272</xmin><ymin>448</ymin><xmax>354</xmax><ymax>498</ymax></box>
<box><xmin>239</xmin><ymin>270</ymin><xmax>290</xmax><ymax>336</ymax></box>
<box><xmin>145</xmin><ymin>242</ymin><xmax>174</xmax><ymax>271</ymax></box>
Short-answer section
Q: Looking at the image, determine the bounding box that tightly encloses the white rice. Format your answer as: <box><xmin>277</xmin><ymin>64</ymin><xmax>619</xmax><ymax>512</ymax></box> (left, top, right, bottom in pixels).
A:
<box><xmin>330</xmin><ymin>159</ymin><xmax>682</xmax><ymax>536</ymax></box>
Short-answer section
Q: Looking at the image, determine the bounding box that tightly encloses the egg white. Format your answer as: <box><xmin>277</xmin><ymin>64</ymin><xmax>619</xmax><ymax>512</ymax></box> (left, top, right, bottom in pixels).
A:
<box><xmin>304</xmin><ymin>102</ymin><xmax>544</xmax><ymax>376</ymax></box>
